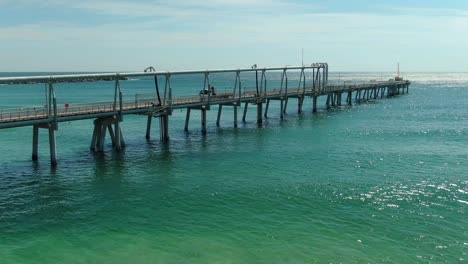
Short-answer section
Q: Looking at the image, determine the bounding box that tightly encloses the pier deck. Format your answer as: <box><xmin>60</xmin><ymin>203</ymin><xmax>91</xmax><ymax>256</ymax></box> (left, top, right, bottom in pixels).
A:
<box><xmin>0</xmin><ymin>81</ymin><xmax>408</xmax><ymax>128</ymax></box>
<box><xmin>0</xmin><ymin>64</ymin><xmax>410</xmax><ymax>166</ymax></box>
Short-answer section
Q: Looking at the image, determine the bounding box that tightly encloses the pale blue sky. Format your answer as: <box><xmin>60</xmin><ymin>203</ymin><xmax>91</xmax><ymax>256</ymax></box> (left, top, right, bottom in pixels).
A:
<box><xmin>1</xmin><ymin>0</ymin><xmax>467</xmax><ymax>72</ymax></box>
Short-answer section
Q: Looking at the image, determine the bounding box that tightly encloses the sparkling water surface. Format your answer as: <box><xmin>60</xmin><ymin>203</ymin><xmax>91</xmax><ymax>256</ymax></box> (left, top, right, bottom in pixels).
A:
<box><xmin>0</xmin><ymin>72</ymin><xmax>466</xmax><ymax>263</ymax></box>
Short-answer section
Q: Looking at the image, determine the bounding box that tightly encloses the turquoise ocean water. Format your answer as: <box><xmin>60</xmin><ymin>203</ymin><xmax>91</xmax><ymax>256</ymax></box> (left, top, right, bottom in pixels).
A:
<box><xmin>0</xmin><ymin>72</ymin><xmax>466</xmax><ymax>263</ymax></box>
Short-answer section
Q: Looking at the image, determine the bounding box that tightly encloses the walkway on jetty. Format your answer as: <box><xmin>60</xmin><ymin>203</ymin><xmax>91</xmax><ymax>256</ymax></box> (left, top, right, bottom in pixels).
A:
<box><xmin>0</xmin><ymin>64</ymin><xmax>410</xmax><ymax>166</ymax></box>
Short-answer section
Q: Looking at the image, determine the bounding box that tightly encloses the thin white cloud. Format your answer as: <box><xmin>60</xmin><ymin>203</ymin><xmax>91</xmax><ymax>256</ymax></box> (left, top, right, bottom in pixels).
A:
<box><xmin>390</xmin><ymin>7</ymin><xmax>468</xmax><ymax>17</ymax></box>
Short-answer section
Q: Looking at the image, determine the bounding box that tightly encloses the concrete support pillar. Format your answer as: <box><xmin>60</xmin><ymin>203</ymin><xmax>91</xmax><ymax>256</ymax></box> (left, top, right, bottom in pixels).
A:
<box><xmin>160</xmin><ymin>115</ymin><xmax>169</xmax><ymax>141</ymax></box>
<box><xmin>90</xmin><ymin>122</ymin><xmax>100</xmax><ymax>150</ymax></box>
<box><xmin>146</xmin><ymin>115</ymin><xmax>152</xmax><ymax>139</ymax></box>
<box><xmin>48</xmin><ymin>124</ymin><xmax>57</xmax><ymax>167</ymax></box>
<box><xmin>32</xmin><ymin>125</ymin><xmax>39</xmax><ymax>161</ymax></box>
<box><xmin>216</xmin><ymin>105</ymin><xmax>222</xmax><ymax>127</ymax></box>
<box><xmin>337</xmin><ymin>93</ymin><xmax>342</xmax><ymax>106</ymax></box>
<box><xmin>242</xmin><ymin>102</ymin><xmax>248</xmax><ymax>122</ymax></box>
<box><xmin>119</xmin><ymin>127</ymin><xmax>125</xmax><ymax>148</ymax></box>
<box><xmin>280</xmin><ymin>99</ymin><xmax>284</xmax><ymax>119</ymax></box>
<box><xmin>264</xmin><ymin>99</ymin><xmax>270</xmax><ymax>118</ymax></box>
<box><xmin>348</xmin><ymin>91</ymin><xmax>353</xmax><ymax>106</ymax></box>
<box><xmin>108</xmin><ymin>125</ymin><xmax>115</xmax><ymax>147</ymax></box>
<box><xmin>283</xmin><ymin>98</ymin><xmax>288</xmax><ymax>114</ymax></box>
<box><xmin>115</xmin><ymin>120</ymin><xmax>122</xmax><ymax>150</ymax></box>
<box><xmin>90</xmin><ymin>116</ymin><xmax>124</xmax><ymax>152</ymax></box>
<box><xmin>184</xmin><ymin>108</ymin><xmax>191</xmax><ymax>132</ymax></box>
<box><xmin>257</xmin><ymin>103</ymin><xmax>263</xmax><ymax>124</ymax></box>
<box><xmin>234</xmin><ymin>104</ymin><xmax>238</xmax><ymax>128</ymax></box>
<box><xmin>312</xmin><ymin>96</ymin><xmax>318</xmax><ymax>113</ymax></box>
<box><xmin>98</xmin><ymin>123</ymin><xmax>107</xmax><ymax>152</ymax></box>
<box><xmin>201</xmin><ymin>108</ymin><xmax>207</xmax><ymax>135</ymax></box>
<box><xmin>326</xmin><ymin>94</ymin><xmax>331</xmax><ymax>110</ymax></box>
<box><xmin>298</xmin><ymin>97</ymin><xmax>303</xmax><ymax>114</ymax></box>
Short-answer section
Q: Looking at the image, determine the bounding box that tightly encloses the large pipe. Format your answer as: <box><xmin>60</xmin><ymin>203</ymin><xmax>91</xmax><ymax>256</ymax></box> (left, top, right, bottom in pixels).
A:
<box><xmin>0</xmin><ymin>65</ymin><xmax>325</xmax><ymax>85</ymax></box>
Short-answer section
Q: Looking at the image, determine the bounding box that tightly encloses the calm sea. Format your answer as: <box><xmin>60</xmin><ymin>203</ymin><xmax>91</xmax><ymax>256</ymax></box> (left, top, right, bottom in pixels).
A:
<box><xmin>0</xmin><ymin>72</ymin><xmax>466</xmax><ymax>263</ymax></box>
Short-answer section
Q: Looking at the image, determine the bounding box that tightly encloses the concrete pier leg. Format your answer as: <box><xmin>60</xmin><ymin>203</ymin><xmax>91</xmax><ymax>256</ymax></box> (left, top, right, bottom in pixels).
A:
<box><xmin>32</xmin><ymin>125</ymin><xmax>39</xmax><ymax>161</ymax></box>
<box><xmin>338</xmin><ymin>93</ymin><xmax>342</xmax><ymax>106</ymax></box>
<box><xmin>98</xmin><ymin>124</ymin><xmax>107</xmax><ymax>152</ymax></box>
<box><xmin>326</xmin><ymin>95</ymin><xmax>331</xmax><ymax>110</ymax></box>
<box><xmin>283</xmin><ymin>98</ymin><xmax>288</xmax><ymax>114</ymax></box>
<box><xmin>48</xmin><ymin>125</ymin><xmax>57</xmax><ymax>167</ymax></box>
<box><xmin>216</xmin><ymin>105</ymin><xmax>222</xmax><ymax>127</ymax></box>
<box><xmin>234</xmin><ymin>105</ymin><xmax>238</xmax><ymax>128</ymax></box>
<box><xmin>280</xmin><ymin>100</ymin><xmax>284</xmax><ymax>119</ymax></box>
<box><xmin>374</xmin><ymin>88</ymin><xmax>378</xmax><ymax>99</ymax></box>
<box><xmin>94</xmin><ymin>125</ymin><xmax>101</xmax><ymax>151</ymax></box>
<box><xmin>119</xmin><ymin>127</ymin><xmax>125</xmax><ymax>148</ymax></box>
<box><xmin>160</xmin><ymin>115</ymin><xmax>169</xmax><ymax>141</ymax></box>
<box><xmin>298</xmin><ymin>97</ymin><xmax>303</xmax><ymax>114</ymax></box>
<box><xmin>114</xmin><ymin>120</ymin><xmax>122</xmax><ymax>150</ymax></box>
<box><xmin>107</xmin><ymin>125</ymin><xmax>115</xmax><ymax>147</ymax></box>
<box><xmin>257</xmin><ymin>103</ymin><xmax>263</xmax><ymax>124</ymax></box>
<box><xmin>242</xmin><ymin>102</ymin><xmax>248</xmax><ymax>122</ymax></box>
<box><xmin>201</xmin><ymin>108</ymin><xmax>207</xmax><ymax>135</ymax></box>
<box><xmin>184</xmin><ymin>108</ymin><xmax>191</xmax><ymax>132</ymax></box>
<box><xmin>312</xmin><ymin>96</ymin><xmax>317</xmax><ymax>113</ymax></box>
<box><xmin>146</xmin><ymin>115</ymin><xmax>152</xmax><ymax>139</ymax></box>
<box><xmin>348</xmin><ymin>91</ymin><xmax>353</xmax><ymax>106</ymax></box>
<box><xmin>90</xmin><ymin>122</ymin><xmax>99</xmax><ymax>150</ymax></box>
<box><xmin>406</xmin><ymin>85</ymin><xmax>409</xmax><ymax>93</ymax></box>
<box><xmin>264</xmin><ymin>99</ymin><xmax>270</xmax><ymax>118</ymax></box>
